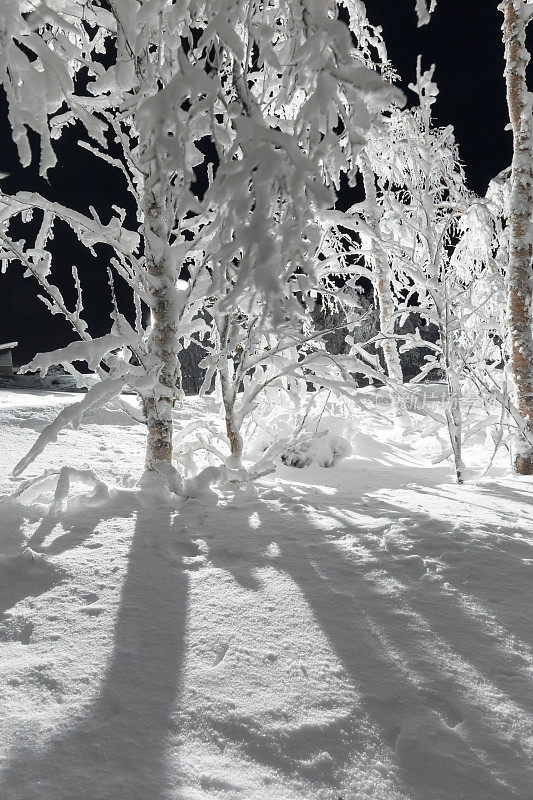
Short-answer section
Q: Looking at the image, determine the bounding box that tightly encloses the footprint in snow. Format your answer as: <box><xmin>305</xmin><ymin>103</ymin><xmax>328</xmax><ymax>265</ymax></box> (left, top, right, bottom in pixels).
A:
<box><xmin>80</xmin><ymin>592</ymin><xmax>99</xmax><ymax>604</ymax></box>
<box><xmin>384</xmin><ymin>724</ymin><xmax>402</xmax><ymax>749</ymax></box>
<box><xmin>0</xmin><ymin>617</ymin><xmax>34</xmax><ymax>644</ymax></box>
<box><xmin>80</xmin><ymin>606</ymin><xmax>104</xmax><ymax>616</ymax></box>
<box><xmin>263</xmin><ymin>651</ymin><xmax>278</xmax><ymax>664</ymax></box>
<box><xmin>212</xmin><ymin>642</ymin><xmax>230</xmax><ymax>667</ymax></box>
<box><xmin>418</xmin><ymin>687</ymin><xmax>463</xmax><ymax>728</ymax></box>
<box><xmin>395</xmin><ymin>554</ymin><xmax>426</xmax><ymax>581</ymax></box>
<box><xmin>199</xmin><ymin>775</ymin><xmax>243</xmax><ymax>793</ymax></box>
<box><xmin>170</xmin><ymin>538</ymin><xmax>208</xmax><ymax>570</ymax></box>
<box><xmin>289</xmin><ymin>659</ymin><xmax>309</xmax><ymax>677</ymax></box>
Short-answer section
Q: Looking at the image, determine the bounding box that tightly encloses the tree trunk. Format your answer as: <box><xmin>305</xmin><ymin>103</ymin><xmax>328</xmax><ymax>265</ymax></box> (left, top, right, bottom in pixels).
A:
<box><xmin>143</xmin><ymin>184</ymin><xmax>180</xmax><ymax>471</ymax></box>
<box><xmin>359</xmin><ymin>152</ymin><xmax>407</xmax><ymax>419</ymax></box>
<box><xmin>220</xmin><ymin>371</ymin><xmax>244</xmax><ymax>465</ymax></box>
<box><xmin>217</xmin><ymin>315</ymin><xmax>244</xmax><ymax>466</ymax></box>
<box><xmin>443</xmin><ymin>360</ymin><xmax>465</xmax><ymax>484</ymax></box>
<box><xmin>501</xmin><ymin>0</ymin><xmax>533</xmax><ymax>474</ymax></box>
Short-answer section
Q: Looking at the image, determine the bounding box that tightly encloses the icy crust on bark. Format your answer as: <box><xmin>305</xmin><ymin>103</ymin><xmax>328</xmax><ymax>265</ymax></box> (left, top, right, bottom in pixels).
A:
<box><xmin>498</xmin><ymin>0</ymin><xmax>533</xmax><ymax>25</ymax></box>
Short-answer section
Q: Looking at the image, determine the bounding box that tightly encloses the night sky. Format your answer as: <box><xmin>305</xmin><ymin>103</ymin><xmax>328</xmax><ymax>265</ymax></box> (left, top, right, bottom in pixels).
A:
<box><xmin>0</xmin><ymin>1</ymin><xmax>525</xmax><ymax>364</ymax></box>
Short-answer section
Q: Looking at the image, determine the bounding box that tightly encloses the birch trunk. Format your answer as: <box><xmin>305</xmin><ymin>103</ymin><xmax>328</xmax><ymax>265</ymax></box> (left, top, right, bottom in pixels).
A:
<box><xmin>501</xmin><ymin>0</ymin><xmax>533</xmax><ymax>474</ymax></box>
<box><xmin>217</xmin><ymin>315</ymin><xmax>244</xmax><ymax>465</ymax></box>
<box><xmin>143</xmin><ymin>181</ymin><xmax>179</xmax><ymax>471</ymax></box>
<box><xmin>359</xmin><ymin>152</ymin><xmax>407</xmax><ymax>419</ymax></box>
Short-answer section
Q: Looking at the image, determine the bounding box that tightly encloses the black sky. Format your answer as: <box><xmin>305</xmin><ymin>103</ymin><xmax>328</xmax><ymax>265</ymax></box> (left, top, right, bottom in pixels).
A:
<box><xmin>0</xmin><ymin>1</ymin><xmax>524</xmax><ymax>364</ymax></box>
<box><xmin>365</xmin><ymin>0</ymin><xmax>515</xmax><ymax>194</ymax></box>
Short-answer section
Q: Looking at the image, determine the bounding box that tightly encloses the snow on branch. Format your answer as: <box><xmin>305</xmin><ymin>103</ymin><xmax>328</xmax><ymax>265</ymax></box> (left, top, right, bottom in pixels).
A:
<box><xmin>12</xmin><ymin>369</ymin><xmax>146</xmax><ymax>478</ymax></box>
<box><xmin>415</xmin><ymin>0</ymin><xmax>437</xmax><ymax>26</ymax></box>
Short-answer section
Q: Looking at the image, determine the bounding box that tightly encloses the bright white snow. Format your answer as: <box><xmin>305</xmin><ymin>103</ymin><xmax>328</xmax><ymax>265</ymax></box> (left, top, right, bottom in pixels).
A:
<box><xmin>0</xmin><ymin>388</ymin><xmax>532</xmax><ymax>800</ymax></box>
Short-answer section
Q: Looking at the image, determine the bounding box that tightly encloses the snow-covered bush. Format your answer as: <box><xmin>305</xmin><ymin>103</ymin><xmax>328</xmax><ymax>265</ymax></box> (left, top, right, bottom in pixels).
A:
<box><xmin>281</xmin><ymin>431</ymin><xmax>353</xmax><ymax>469</ymax></box>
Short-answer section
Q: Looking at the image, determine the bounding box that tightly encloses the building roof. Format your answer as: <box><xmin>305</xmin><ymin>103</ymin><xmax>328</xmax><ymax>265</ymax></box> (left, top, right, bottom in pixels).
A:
<box><xmin>0</xmin><ymin>342</ymin><xmax>17</xmax><ymax>351</ymax></box>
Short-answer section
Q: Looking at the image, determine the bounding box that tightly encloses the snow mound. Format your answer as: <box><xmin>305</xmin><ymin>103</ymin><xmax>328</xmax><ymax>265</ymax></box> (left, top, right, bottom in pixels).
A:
<box><xmin>281</xmin><ymin>431</ymin><xmax>353</xmax><ymax>468</ymax></box>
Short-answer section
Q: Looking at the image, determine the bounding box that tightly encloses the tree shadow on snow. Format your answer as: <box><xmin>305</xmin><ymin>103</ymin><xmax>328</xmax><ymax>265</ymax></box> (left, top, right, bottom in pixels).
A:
<box><xmin>1</xmin><ymin>505</ymin><xmax>189</xmax><ymax>800</ymax></box>
<box><xmin>186</xmin><ymin>480</ymin><xmax>533</xmax><ymax>800</ymax></box>
<box><xmin>412</xmin><ymin>482</ymin><xmax>533</xmax><ymax>650</ymax></box>
<box><xmin>1</xmin><ymin>466</ymin><xmax>532</xmax><ymax>800</ymax></box>
<box><xmin>0</xmin><ymin>503</ymin><xmax>66</xmax><ymax>632</ymax></box>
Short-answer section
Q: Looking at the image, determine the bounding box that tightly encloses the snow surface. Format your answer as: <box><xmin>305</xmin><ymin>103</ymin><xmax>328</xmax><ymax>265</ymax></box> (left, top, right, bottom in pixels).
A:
<box><xmin>0</xmin><ymin>388</ymin><xmax>532</xmax><ymax>800</ymax></box>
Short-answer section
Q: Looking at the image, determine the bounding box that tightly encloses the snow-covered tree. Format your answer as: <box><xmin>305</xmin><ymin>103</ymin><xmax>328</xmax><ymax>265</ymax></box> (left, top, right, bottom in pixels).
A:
<box><xmin>173</xmin><ymin>225</ymin><xmax>371</xmax><ymax>470</ymax></box>
<box><xmin>457</xmin><ymin>165</ymin><xmax>533</xmax><ymax>472</ymax></box>
<box><xmin>357</xmin><ymin>150</ymin><xmax>408</xmax><ymax>420</ymax></box>
<box><xmin>0</xmin><ymin>0</ymin><xmax>401</xmax><ymax>483</ymax></box>
<box><xmin>499</xmin><ymin>0</ymin><xmax>533</xmax><ymax>474</ymax></box>
<box><xmin>363</xmin><ymin>61</ymin><xmax>480</xmax><ymax>481</ymax></box>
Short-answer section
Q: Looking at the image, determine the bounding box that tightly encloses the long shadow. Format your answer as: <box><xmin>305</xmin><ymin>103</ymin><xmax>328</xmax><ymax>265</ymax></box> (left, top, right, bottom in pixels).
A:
<box><xmin>414</xmin><ymin>483</ymin><xmax>531</xmax><ymax>520</ymax></box>
<box><xmin>1</xmin><ymin>468</ymin><xmax>531</xmax><ymax>799</ymax></box>
<box><xmin>0</xmin><ymin>490</ymin><xmax>140</xmax><ymax>629</ymax></box>
<box><xmin>197</xmin><ymin>487</ymin><xmax>533</xmax><ymax>800</ymax></box>
<box><xmin>287</xmin><ymin>541</ymin><xmax>532</xmax><ymax>799</ymax></box>
<box><xmin>25</xmin><ymin>493</ymin><xmax>138</xmax><ymax>555</ymax></box>
<box><xmin>1</xmin><ymin>507</ymin><xmax>188</xmax><ymax>800</ymax></box>
<box><xmin>199</xmin><ymin>484</ymin><xmax>533</xmax><ymax>707</ymax></box>
<box><xmin>476</xmin><ymin>480</ymin><xmax>533</xmax><ymax>508</ymax></box>
<box><xmin>284</xmin><ymin>495</ymin><xmax>533</xmax><ymax>799</ymax></box>
<box><xmin>324</xmin><ymin>494</ymin><xmax>533</xmax><ymax>665</ymax></box>
<box><xmin>397</xmin><ymin>483</ymin><xmax>533</xmax><ymax>650</ymax></box>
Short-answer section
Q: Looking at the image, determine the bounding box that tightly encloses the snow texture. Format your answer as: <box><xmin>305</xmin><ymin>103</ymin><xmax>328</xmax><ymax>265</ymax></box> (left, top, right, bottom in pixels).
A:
<box><xmin>0</xmin><ymin>388</ymin><xmax>532</xmax><ymax>800</ymax></box>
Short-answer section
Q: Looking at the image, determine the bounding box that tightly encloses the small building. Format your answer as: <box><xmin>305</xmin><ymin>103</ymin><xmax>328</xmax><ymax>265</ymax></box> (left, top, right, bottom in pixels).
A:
<box><xmin>0</xmin><ymin>342</ymin><xmax>17</xmax><ymax>376</ymax></box>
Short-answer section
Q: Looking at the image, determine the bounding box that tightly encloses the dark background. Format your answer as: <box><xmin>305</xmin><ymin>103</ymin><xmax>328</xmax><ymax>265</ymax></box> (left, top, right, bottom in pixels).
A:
<box><xmin>0</xmin><ymin>1</ymin><xmax>523</xmax><ymax>365</ymax></box>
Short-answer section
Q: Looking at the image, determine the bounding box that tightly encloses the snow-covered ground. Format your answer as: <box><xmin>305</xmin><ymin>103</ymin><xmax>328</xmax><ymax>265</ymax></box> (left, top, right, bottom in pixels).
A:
<box><xmin>0</xmin><ymin>388</ymin><xmax>532</xmax><ymax>800</ymax></box>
